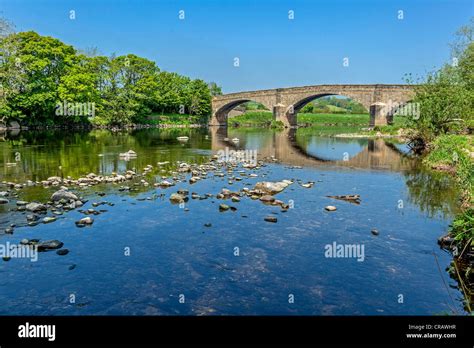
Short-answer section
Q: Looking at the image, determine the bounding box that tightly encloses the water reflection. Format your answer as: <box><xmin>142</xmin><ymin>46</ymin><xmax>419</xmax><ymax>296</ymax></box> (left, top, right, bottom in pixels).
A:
<box><xmin>0</xmin><ymin>127</ymin><xmax>460</xmax><ymax>219</ymax></box>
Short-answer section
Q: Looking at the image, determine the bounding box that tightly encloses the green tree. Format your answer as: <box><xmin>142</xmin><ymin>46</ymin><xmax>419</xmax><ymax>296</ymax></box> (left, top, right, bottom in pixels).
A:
<box><xmin>0</xmin><ymin>31</ymin><xmax>77</xmax><ymax>124</ymax></box>
<box><xmin>187</xmin><ymin>79</ymin><xmax>211</xmax><ymax>119</ymax></box>
<box><xmin>407</xmin><ymin>19</ymin><xmax>474</xmax><ymax>147</ymax></box>
<box><xmin>208</xmin><ymin>81</ymin><xmax>222</xmax><ymax>96</ymax></box>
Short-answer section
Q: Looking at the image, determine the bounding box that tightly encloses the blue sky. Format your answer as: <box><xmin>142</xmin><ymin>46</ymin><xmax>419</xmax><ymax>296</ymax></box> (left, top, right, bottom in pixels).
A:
<box><xmin>1</xmin><ymin>0</ymin><xmax>472</xmax><ymax>92</ymax></box>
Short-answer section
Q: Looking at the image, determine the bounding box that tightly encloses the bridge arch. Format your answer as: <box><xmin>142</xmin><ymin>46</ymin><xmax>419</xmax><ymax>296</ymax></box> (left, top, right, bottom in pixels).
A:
<box><xmin>213</xmin><ymin>99</ymin><xmax>273</xmax><ymax>125</ymax></box>
<box><xmin>283</xmin><ymin>93</ymin><xmax>370</xmax><ymax>126</ymax></box>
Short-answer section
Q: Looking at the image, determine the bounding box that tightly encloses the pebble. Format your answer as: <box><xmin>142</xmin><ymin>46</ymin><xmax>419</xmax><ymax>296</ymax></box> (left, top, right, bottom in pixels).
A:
<box><xmin>264</xmin><ymin>216</ymin><xmax>278</xmax><ymax>223</ymax></box>
<box><xmin>219</xmin><ymin>204</ymin><xmax>230</xmax><ymax>211</ymax></box>
<box><xmin>56</xmin><ymin>249</ymin><xmax>69</xmax><ymax>256</ymax></box>
<box><xmin>43</xmin><ymin>217</ymin><xmax>57</xmax><ymax>223</ymax></box>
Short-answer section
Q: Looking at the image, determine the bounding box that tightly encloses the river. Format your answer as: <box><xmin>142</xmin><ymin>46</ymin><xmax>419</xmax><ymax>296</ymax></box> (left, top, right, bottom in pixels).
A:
<box><xmin>0</xmin><ymin>127</ymin><xmax>466</xmax><ymax>315</ymax></box>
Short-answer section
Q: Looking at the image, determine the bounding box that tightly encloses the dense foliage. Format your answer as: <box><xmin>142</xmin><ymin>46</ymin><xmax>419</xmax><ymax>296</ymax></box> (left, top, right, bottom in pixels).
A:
<box><xmin>407</xmin><ymin>19</ymin><xmax>474</xmax><ymax>146</ymax></box>
<box><xmin>0</xmin><ymin>29</ymin><xmax>219</xmax><ymax>126</ymax></box>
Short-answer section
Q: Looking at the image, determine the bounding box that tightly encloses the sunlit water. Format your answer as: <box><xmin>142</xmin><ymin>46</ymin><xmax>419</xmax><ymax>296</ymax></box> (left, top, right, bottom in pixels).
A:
<box><xmin>0</xmin><ymin>127</ymin><xmax>465</xmax><ymax>315</ymax></box>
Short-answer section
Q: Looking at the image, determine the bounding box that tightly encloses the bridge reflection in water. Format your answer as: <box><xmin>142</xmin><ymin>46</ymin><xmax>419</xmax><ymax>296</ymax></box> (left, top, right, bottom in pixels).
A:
<box><xmin>210</xmin><ymin>127</ymin><xmax>415</xmax><ymax>172</ymax></box>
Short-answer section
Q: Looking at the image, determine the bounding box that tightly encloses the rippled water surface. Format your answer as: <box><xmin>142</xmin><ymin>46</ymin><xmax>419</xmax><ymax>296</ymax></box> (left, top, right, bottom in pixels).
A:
<box><xmin>0</xmin><ymin>128</ymin><xmax>465</xmax><ymax>315</ymax></box>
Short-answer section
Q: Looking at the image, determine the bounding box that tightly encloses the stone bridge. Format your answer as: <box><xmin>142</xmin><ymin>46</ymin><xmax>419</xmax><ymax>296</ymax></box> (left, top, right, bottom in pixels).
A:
<box><xmin>211</xmin><ymin>84</ymin><xmax>415</xmax><ymax>127</ymax></box>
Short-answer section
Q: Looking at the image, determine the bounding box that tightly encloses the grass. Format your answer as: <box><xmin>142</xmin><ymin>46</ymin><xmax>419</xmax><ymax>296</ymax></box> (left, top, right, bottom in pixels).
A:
<box><xmin>424</xmin><ymin>135</ymin><xmax>474</xmax><ymax>204</ymax></box>
<box><xmin>139</xmin><ymin>113</ymin><xmax>206</xmax><ymax>125</ymax></box>
<box><xmin>424</xmin><ymin>135</ymin><xmax>474</xmax><ymax>246</ymax></box>
<box><xmin>297</xmin><ymin>113</ymin><xmax>369</xmax><ymax>125</ymax></box>
<box><xmin>228</xmin><ymin>111</ymin><xmax>371</xmax><ymax>127</ymax></box>
<box><xmin>228</xmin><ymin>111</ymin><xmax>273</xmax><ymax>126</ymax></box>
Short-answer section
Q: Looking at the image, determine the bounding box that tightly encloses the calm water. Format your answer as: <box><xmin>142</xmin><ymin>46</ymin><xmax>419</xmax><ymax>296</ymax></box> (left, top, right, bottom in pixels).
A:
<box><xmin>0</xmin><ymin>127</ymin><xmax>465</xmax><ymax>315</ymax></box>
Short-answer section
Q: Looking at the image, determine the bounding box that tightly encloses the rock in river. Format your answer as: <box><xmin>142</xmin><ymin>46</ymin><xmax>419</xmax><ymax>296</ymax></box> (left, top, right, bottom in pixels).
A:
<box><xmin>26</xmin><ymin>214</ymin><xmax>39</xmax><ymax>221</ymax></box>
<box><xmin>43</xmin><ymin>217</ymin><xmax>57</xmax><ymax>223</ymax></box>
<box><xmin>0</xmin><ymin>198</ymin><xmax>9</xmax><ymax>204</ymax></box>
<box><xmin>76</xmin><ymin>217</ymin><xmax>94</xmax><ymax>226</ymax></box>
<box><xmin>37</xmin><ymin>240</ymin><xmax>64</xmax><ymax>251</ymax></box>
<box><xmin>326</xmin><ymin>194</ymin><xmax>361</xmax><ymax>205</ymax></box>
<box><xmin>260</xmin><ymin>195</ymin><xmax>275</xmax><ymax>203</ymax></box>
<box><xmin>219</xmin><ymin>204</ymin><xmax>230</xmax><ymax>211</ymax></box>
<box><xmin>26</xmin><ymin>203</ymin><xmax>47</xmax><ymax>212</ymax></box>
<box><xmin>169</xmin><ymin>193</ymin><xmax>185</xmax><ymax>204</ymax></box>
<box><xmin>254</xmin><ymin>181</ymin><xmax>290</xmax><ymax>195</ymax></box>
<box><xmin>51</xmin><ymin>189</ymin><xmax>78</xmax><ymax>202</ymax></box>
<box><xmin>264</xmin><ymin>216</ymin><xmax>278</xmax><ymax>223</ymax></box>
<box><xmin>325</xmin><ymin>206</ymin><xmax>337</xmax><ymax>211</ymax></box>
<box><xmin>56</xmin><ymin>249</ymin><xmax>69</xmax><ymax>256</ymax></box>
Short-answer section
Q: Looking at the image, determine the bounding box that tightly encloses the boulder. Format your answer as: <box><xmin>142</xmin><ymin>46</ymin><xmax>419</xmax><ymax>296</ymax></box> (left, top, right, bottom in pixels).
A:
<box><xmin>51</xmin><ymin>190</ymin><xmax>78</xmax><ymax>202</ymax></box>
<box><xmin>43</xmin><ymin>217</ymin><xmax>57</xmax><ymax>223</ymax></box>
<box><xmin>259</xmin><ymin>195</ymin><xmax>275</xmax><ymax>203</ymax></box>
<box><xmin>253</xmin><ymin>181</ymin><xmax>289</xmax><ymax>195</ymax></box>
<box><xmin>37</xmin><ymin>240</ymin><xmax>64</xmax><ymax>251</ymax></box>
<box><xmin>169</xmin><ymin>193</ymin><xmax>185</xmax><ymax>204</ymax></box>
<box><xmin>26</xmin><ymin>202</ymin><xmax>47</xmax><ymax>212</ymax></box>
<box><xmin>264</xmin><ymin>216</ymin><xmax>278</xmax><ymax>223</ymax></box>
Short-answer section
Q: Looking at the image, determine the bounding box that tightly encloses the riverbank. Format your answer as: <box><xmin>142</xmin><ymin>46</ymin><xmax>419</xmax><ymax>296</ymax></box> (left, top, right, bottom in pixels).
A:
<box><xmin>428</xmin><ymin>134</ymin><xmax>474</xmax><ymax>311</ymax></box>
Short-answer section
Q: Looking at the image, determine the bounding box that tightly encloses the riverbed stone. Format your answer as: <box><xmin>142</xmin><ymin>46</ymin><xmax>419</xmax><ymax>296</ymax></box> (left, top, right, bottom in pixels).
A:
<box><xmin>254</xmin><ymin>181</ymin><xmax>289</xmax><ymax>195</ymax></box>
<box><xmin>0</xmin><ymin>198</ymin><xmax>9</xmax><ymax>204</ymax></box>
<box><xmin>26</xmin><ymin>214</ymin><xmax>39</xmax><ymax>221</ymax></box>
<box><xmin>169</xmin><ymin>193</ymin><xmax>185</xmax><ymax>204</ymax></box>
<box><xmin>76</xmin><ymin>217</ymin><xmax>94</xmax><ymax>226</ymax></box>
<box><xmin>51</xmin><ymin>190</ymin><xmax>78</xmax><ymax>202</ymax></box>
<box><xmin>264</xmin><ymin>216</ymin><xmax>278</xmax><ymax>223</ymax></box>
<box><xmin>37</xmin><ymin>240</ymin><xmax>64</xmax><ymax>251</ymax></box>
<box><xmin>325</xmin><ymin>205</ymin><xmax>337</xmax><ymax>211</ymax></box>
<box><xmin>26</xmin><ymin>202</ymin><xmax>47</xmax><ymax>212</ymax></box>
<box><xmin>219</xmin><ymin>204</ymin><xmax>230</xmax><ymax>211</ymax></box>
<box><xmin>43</xmin><ymin>217</ymin><xmax>57</xmax><ymax>223</ymax></box>
<box><xmin>260</xmin><ymin>195</ymin><xmax>275</xmax><ymax>203</ymax></box>
<box><xmin>56</xmin><ymin>249</ymin><xmax>69</xmax><ymax>256</ymax></box>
